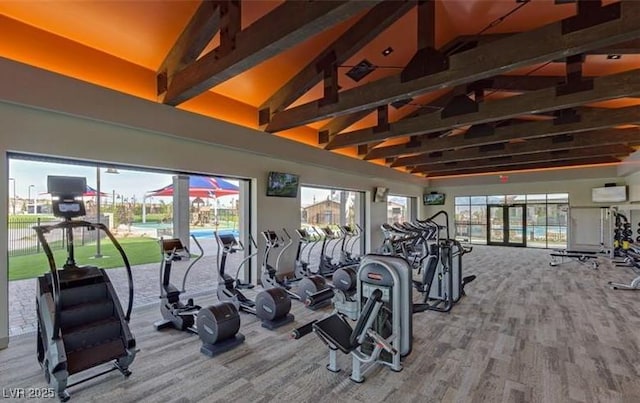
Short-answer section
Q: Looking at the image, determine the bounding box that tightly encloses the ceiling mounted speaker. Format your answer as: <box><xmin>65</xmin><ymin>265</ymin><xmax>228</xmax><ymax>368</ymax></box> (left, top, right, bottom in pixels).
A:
<box><xmin>465</xmin><ymin>124</ymin><xmax>495</xmax><ymax>139</ymax></box>
<box><xmin>441</xmin><ymin>94</ymin><xmax>478</xmax><ymax>119</ymax></box>
<box><xmin>390</xmin><ymin>98</ymin><xmax>412</xmax><ymax>109</ymax></box>
<box><xmin>345</xmin><ymin>59</ymin><xmax>376</xmax><ymax>82</ymax></box>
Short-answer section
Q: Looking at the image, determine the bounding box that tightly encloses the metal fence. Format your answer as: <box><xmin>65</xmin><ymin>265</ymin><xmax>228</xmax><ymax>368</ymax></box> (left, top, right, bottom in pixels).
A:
<box><xmin>8</xmin><ymin>216</ymin><xmax>106</xmax><ymax>257</ymax></box>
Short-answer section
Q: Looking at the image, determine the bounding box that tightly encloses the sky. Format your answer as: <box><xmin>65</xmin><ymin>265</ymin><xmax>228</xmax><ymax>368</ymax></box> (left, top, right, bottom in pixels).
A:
<box><xmin>8</xmin><ymin>158</ymin><xmax>408</xmax><ymax>208</ymax></box>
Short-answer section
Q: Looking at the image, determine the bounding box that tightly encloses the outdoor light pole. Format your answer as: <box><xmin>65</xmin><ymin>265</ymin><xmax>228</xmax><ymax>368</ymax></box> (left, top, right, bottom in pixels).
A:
<box><xmin>95</xmin><ymin>166</ymin><xmax>119</xmax><ymax>258</ymax></box>
<box><xmin>8</xmin><ymin>177</ymin><xmax>16</xmax><ymax>215</ymax></box>
<box><xmin>95</xmin><ymin>166</ymin><xmax>103</xmax><ymax>258</ymax></box>
<box><xmin>28</xmin><ymin>185</ymin><xmax>35</xmax><ymax>214</ymax></box>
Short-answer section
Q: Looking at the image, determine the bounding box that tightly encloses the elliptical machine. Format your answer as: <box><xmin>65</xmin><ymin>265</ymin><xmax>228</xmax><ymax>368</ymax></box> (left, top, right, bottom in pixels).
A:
<box><xmin>35</xmin><ymin>176</ymin><xmax>136</xmax><ymax>401</ymax></box>
<box><xmin>260</xmin><ymin>229</ymin><xmax>330</xmax><ymax>309</ymax></box>
<box><xmin>316</xmin><ymin>226</ymin><xmax>349</xmax><ymax>276</ymax></box>
<box><xmin>294</xmin><ymin>228</ymin><xmax>321</xmax><ymax>277</ymax></box>
<box><xmin>154</xmin><ymin>236</ymin><xmax>245</xmax><ymax>357</ymax></box>
<box><xmin>215</xmin><ymin>232</ymin><xmax>294</xmax><ymax>329</ymax></box>
<box><xmin>337</xmin><ymin>224</ymin><xmax>362</xmax><ymax>266</ymax></box>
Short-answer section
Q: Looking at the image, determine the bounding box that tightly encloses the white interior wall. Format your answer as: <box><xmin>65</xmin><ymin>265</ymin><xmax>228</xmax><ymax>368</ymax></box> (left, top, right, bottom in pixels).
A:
<box><xmin>0</xmin><ymin>58</ymin><xmax>426</xmax><ymax>348</ymax></box>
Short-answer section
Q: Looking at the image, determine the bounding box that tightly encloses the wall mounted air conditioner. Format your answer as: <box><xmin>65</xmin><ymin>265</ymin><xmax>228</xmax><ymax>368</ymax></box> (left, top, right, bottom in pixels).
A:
<box><xmin>592</xmin><ymin>186</ymin><xmax>627</xmax><ymax>203</ymax></box>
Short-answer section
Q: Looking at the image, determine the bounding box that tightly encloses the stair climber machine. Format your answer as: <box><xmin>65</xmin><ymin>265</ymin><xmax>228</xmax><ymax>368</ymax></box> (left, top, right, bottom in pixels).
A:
<box><xmin>261</xmin><ymin>229</ymin><xmax>331</xmax><ymax>309</ymax></box>
<box><xmin>291</xmin><ymin>255</ymin><xmax>413</xmax><ymax>383</ymax></box>
<box><xmin>215</xmin><ymin>232</ymin><xmax>294</xmax><ymax>329</ymax></box>
<box><xmin>34</xmin><ymin>176</ymin><xmax>136</xmax><ymax>402</ymax></box>
<box><xmin>154</xmin><ymin>236</ymin><xmax>245</xmax><ymax>357</ymax></box>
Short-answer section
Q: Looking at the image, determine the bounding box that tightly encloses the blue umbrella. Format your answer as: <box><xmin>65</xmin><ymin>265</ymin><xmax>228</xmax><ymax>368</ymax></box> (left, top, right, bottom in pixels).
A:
<box><xmin>146</xmin><ymin>176</ymin><xmax>239</xmax><ymax>198</ymax></box>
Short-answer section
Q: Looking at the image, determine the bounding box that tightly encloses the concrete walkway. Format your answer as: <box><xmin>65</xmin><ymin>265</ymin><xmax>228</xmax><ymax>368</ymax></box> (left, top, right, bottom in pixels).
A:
<box><xmin>8</xmin><ymin>238</ymin><xmax>243</xmax><ymax>336</ymax></box>
<box><xmin>8</xmin><ymin>236</ymin><xmax>359</xmax><ymax>336</ymax></box>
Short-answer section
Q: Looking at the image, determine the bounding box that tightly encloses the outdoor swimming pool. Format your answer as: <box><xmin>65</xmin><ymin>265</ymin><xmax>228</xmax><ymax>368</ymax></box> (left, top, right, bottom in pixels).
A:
<box><xmin>190</xmin><ymin>228</ymin><xmax>239</xmax><ymax>239</ymax></box>
<box><xmin>130</xmin><ymin>223</ymin><xmax>238</xmax><ymax>239</ymax></box>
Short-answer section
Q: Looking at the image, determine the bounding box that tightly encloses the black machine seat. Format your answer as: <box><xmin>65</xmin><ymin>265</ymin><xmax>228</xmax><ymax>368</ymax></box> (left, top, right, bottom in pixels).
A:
<box><xmin>549</xmin><ymin>252</ymin><xmax>598</xmax><ymax>261</ymax></box>
<box><xmin>313</xmin><ymin>315</ymin><xmax>355</xmax><ymax>354</ymax></box>
<box><xmin>313</xmin><ymin>289</ymin><xmax>382</xmax><ymax>354</ymax></box>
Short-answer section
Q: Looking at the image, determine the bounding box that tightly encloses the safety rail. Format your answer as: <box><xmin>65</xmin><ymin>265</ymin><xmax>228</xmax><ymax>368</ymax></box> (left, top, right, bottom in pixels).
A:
<box><xmin>33</xmin><ymin>220</ymin><xmax>135</xmax><ymax>341</ymax></box>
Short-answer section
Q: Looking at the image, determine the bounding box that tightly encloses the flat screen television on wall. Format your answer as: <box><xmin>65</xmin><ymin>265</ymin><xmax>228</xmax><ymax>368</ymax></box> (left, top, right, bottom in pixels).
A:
<box><xmin>423</xmin><ymin>193</ymin><xmax>445</xmax><ymax>205</ymax></box>
<box><xmin>266</xmin><ymin>171</ymin><xmax>299</xmax><ymax>198</ymax></box>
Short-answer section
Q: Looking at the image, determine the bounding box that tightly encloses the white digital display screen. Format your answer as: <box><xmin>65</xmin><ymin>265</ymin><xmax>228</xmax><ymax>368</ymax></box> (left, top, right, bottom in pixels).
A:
<box><xmin>58</xmin><ymin>203</ymin><xmax>81</xmax><ymax>213</ymax></box>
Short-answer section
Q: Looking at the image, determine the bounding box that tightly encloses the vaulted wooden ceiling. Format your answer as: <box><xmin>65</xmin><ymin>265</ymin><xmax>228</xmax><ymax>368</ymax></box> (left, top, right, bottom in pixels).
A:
<box><xmin>1</xmin><ymin>0</ymin><xmax>639</xmax><ymax>179</ymax></box>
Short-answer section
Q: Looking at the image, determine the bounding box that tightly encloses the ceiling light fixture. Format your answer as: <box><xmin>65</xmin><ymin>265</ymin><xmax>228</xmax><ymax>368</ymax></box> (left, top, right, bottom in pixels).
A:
<box><xmin>382</xmin><ymin>47</ymin><xmax>394</xmax><ymax>57</ymax></box>
<box><xmin>607</xmin><ymin>54</ymin><xmax>622</xmax><ymax>60</ymax></box>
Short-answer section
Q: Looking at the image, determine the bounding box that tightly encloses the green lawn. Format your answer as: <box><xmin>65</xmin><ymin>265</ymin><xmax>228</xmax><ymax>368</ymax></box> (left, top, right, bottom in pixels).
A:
<box><xmin>9</xmin><ymin>237</ymin><xmax>160</xmax><ymax>281</ymax></box>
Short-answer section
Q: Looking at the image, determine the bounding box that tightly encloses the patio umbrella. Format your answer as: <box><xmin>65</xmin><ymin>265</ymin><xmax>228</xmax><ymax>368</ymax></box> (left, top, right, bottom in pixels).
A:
<box><xmin>143</xmin><ymin>176</ymin><xmax>239</xmax><ymax>223</ymax></box>
<box><xmin>39</xmin><ymin>185</ymin><xmax>109</xmax><ymax>198</ymax></box>
<box><xmin>146</xmin><ymin>176</ymin><xmax>239</xmax><ymax>198</ymax></box>
<box><xmin>83</xmin><ymin>185</ymin><xmax>109</xmax><ymax>197</ymax></box>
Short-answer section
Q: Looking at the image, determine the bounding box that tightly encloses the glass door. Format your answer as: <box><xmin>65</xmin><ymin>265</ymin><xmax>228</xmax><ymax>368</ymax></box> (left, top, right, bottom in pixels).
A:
<box><xmin>488</xmin><ymin>205</ymin><xmax>504</xmax><ymax>244</ymax></box>
<box><xmin>487</xmin><ymin>204</ymin><xmax>526</xmax><ymax>246</ymax></box>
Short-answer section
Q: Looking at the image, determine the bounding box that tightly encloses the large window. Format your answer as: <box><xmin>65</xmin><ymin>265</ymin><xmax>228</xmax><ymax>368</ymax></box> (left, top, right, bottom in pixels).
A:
<box><xmin>387</xmin><ymin>195</ymin><xmax>415</xmax><ymax>224</ymax></box>
<box><xmin>454</xmin><ymin>196</ymin><xmax>470</xmax><ymax>240</ymax></box>
<box><xmin>301</xmin><ymin>186</ymin><xmax>365</xmax><ymax>267</ymax></box>
<box><xmin>454</xmin><ymin>193</ymin><xmax>569</xmax><ymax>248</ymax></box>
<box><xmin>7</xmin><ymin>155</ymin><xmax>250</xmax><ymax>336</ymax></box>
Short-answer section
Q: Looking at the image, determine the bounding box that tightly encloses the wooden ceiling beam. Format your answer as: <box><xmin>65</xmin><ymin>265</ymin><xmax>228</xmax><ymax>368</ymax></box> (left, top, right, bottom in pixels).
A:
<box><xmin>321</xmin><ymin>87</ymin><xmax>456</xmax><ymax>148</ymax></box>
<box><xmin>365</xmin><ymin>105</ymin><xmax>640</xmax><ymax>160</ymax></box>
<box><xmin>589</xmin><ymin>38</ymin><xmax>640</xmax><ymax>55</ymax></box>
<box><xmin>440</xmin><ymin>34</ymin><xmax>640</xmax><ymax>56</ymax></box>
<box><xmin>422</xmin><ymin>156</ymin><xmax>622</xmax><ymax>178</ymax></box>
<box><xmin>326</xmin><ymin>68</ymin><xmax>640</xmax><ymax>149</ymax></box>
<box><xmin>265</xmin><ymin>1</ymin><xmax>640</xmax><ymax>132</ymax></box>
<box><xmin>318</xmin><ymin>109</ymin><xmax>375</xmax><ymax>146</ymax></box>
<box><xmin>411</xmin><ymin>144</ymin><xmax>634</xmax><ymax>174</ymax></box>
<box><xmin>157</xmin><ymin>1</ymin><xmax>224</xmax><ymax>95</ymax></box>
<box><xmin>393</xmin><ymin>127</ymin><xmax>640</xmax><ymax>167</ymax></box>
<box><xmin>320</xmin><ymin>73</ymin><xmax>571</xmax><ymax>149</ymax></box>
<box><xmin>259</xmin><ymin>0</ymin><xmax>414</xmax><ymax>124</ymax></box>
<box><xmin>162</xmin><ymin>0</ymin><xmax>378</xmax><ymax>106</ymax></box>
<box><xmin>482</xmin><ymin>75</ymin><xmax>567</xmax><ymax>92</ymax></box>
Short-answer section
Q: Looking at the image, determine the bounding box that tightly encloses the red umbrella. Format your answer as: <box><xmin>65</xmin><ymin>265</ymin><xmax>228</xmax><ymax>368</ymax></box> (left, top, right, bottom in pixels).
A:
<box><xmin>39</xmin><ymin>185</ymin><xmax>108</xmax><ymax>197</ymax></box>
<box><xmin>146</xmin><ymin>176</ymin><xmax>239</xmax><ymax>198</ymax></box>
<box><xmin>83</xmin><ymin>185</ymin><xmax>109</xmax><ymax>197</ymax></box>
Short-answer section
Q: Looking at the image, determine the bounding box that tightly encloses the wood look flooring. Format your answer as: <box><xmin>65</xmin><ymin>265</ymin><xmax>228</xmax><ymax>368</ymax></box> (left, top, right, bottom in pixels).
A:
<box><xmin>1</xmin><ymin>246</ymin><xmax>639</xmax><ymax>402</ymax></box>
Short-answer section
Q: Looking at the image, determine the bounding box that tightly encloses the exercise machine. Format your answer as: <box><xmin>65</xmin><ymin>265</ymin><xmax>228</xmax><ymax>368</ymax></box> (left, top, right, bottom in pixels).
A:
<box><xmin>260</xmin><ymin>229</ymin><xmax>297</xmax><ymax>298</ymax></box>
<box><xmin>154</xmin><ymin>236</ymin><xmax>245</xmax><ymax>357</ymax></box>
<box><xmin>310</xmin><ymin>254</ymin><xmax>413</xmax><ymax>383</ymax></box>
<box><xmin>215</xmin><ymin>232</ymin><xmax>294</xmax><ymax>329</ymax></box>
<box><xmin>35</xmin><ymin>176</ymin><xmax>136</xmax><ymax>401</ymax></box>
<box><xmin>549</xmin><ymin>249</ymin><xmax>599</xmax><ymax>270</ymax></box>
<box><xmin>316</xmin><ymin>227</ymin><xmax>343</xmax><ymax>276</ymax></box>
<box><xmin>303</xmin><ymin>265</ymin><xmax>360</xmax><ymax>320</ymax></box>
<box><xmin>608</xmin><ymin>244</ymin><xmax>640</xmax><ymax>291</ymax></box>
<box><xmin>261</xmin><ymin>229</ymin><xmax>331</xmax><ymax>309</ymax></box>
<box><xmin>337</xmin><ymin>224</ymin><xmax>362</xmax><ymax>266</ymax></box>
<box><xmin>608</xmin><ymin>275</ymin><xmax>640</xmax><ymax>291</ymax></box>
<box><xmin>294</xmin><ymin>228</ymin><xmax>321</xmax><ymax>276</ymax></box>
<box><xmin>413</xmin><ymin>239</ymin><xmax>475</xmax><ymax>313</ymax></box>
